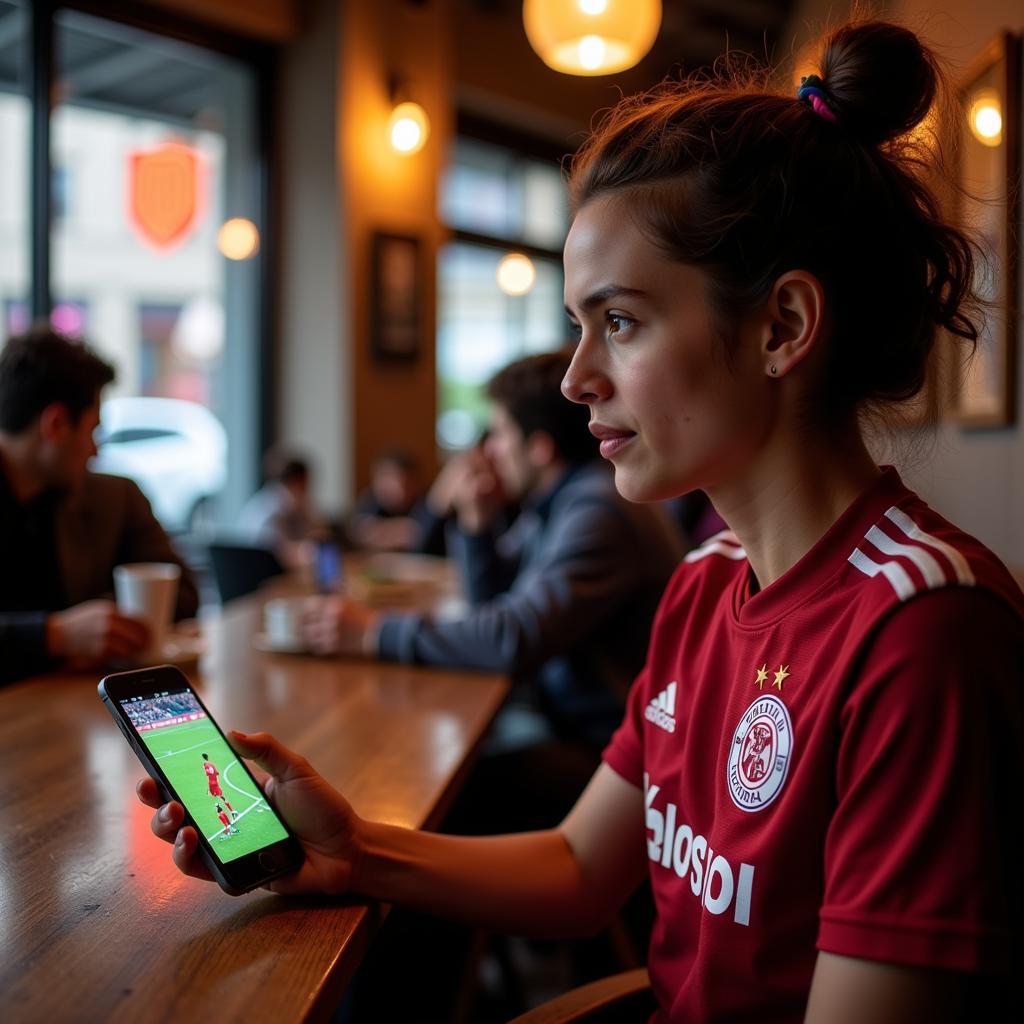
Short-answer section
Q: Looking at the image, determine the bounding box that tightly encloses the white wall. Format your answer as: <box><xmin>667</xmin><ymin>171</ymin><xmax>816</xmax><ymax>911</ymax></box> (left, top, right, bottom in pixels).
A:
<box><xmin>275</xmin><ymin>0</ymin><xmax>351</xmax><ymax>518</ymax></box>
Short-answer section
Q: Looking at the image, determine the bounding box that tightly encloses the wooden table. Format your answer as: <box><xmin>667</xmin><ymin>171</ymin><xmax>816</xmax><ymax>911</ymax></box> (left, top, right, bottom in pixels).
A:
<box><xmin>0</xmin><ymin>580</ymin><xmax>508</xmax><ymax>1023</ymax></box>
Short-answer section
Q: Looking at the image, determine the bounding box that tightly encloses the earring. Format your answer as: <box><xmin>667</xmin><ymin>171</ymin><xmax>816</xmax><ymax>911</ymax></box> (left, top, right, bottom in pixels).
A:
<box><xmin>769</xmin><ymin>365</ymin><xmax>777</xmax><ymax>376</ymax></box>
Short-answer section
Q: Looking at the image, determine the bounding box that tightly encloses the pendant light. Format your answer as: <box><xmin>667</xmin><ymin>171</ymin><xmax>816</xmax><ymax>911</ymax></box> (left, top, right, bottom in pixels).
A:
<box><xmin>523</xmin><ymin>0</ymin><xmax>662</xmax><ymax>77</ymax></box>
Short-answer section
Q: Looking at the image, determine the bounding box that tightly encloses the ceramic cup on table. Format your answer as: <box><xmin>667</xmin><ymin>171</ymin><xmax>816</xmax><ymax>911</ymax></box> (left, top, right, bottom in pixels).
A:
<box><xmin>113</xmin><ymin>562</ymin><xmax>181</xmax><ymax>661</ymax></box>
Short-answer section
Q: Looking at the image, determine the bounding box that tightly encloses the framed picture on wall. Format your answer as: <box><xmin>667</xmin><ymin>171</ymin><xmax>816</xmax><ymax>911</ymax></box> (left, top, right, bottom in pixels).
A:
<box><xmin>951</xmin><ymin>31</ymin><xmax>1021</xmax><ymax>428</ymax></box>
<box><xmin>371</xmin><ymin>231</ymin><xmax>422</xmax><ymax>362</ymax></box>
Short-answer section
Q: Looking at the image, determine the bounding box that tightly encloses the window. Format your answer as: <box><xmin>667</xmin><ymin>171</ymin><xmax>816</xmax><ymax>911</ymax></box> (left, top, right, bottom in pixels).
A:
<box><xmin>437</xmin><ymin>136</ymin><xmax>569</xmax><ymax>448</ymax></box>
<box><xmin>51</xmin><ymin>164</ymin><xmax>71</xmax><ymax>222</ymax></box>
<box><xmin>0</xmin><ymin>0</ymin><xmax>28</xmax><ymax>348</ymax></box>
<box><xmin>4</xmin><ymin>298</ymin><xmax>89</xmax><ymax>338</ymax></box>
<box><xmin>43</xmin><ymin>7</ymin><xmax>268</xmax><ymax>525</ymax></box>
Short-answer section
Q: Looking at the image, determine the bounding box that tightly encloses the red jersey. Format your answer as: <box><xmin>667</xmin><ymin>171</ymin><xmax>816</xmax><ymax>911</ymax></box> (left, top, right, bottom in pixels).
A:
<box><xmin>604</xmin><ymin>468</ymin><xmax>1024</xmax><ymax>1022</ymax></box>
<box><xmin>217</xmin><ymin>811</ymin><xmax>231</xmax><ymax>829</ymax></box>
<box><xmin>204</xmin><ymin>762</ymin><xmax>218</xmax><ymax>783</ymax></box>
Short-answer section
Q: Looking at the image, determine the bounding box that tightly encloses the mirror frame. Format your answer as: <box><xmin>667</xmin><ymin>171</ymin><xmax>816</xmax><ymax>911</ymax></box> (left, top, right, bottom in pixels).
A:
<box><xmin>951</xmin><ymin>31</ymin><xmax>1021</xmax><ymax>428</ymax></box>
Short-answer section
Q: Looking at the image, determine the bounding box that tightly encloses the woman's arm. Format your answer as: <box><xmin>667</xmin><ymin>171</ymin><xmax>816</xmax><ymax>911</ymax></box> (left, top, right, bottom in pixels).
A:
<box><xmin>804</xmin><ymin>952</ymin><xmax>965</xmax><ymax>1024</ymax></box>
<box><xmin>356</xmin><ymin>763</ymin><xmax>646</xmax><ymax>936</ymax></box>
<box><xmin>139</xmin><ymin>733</ymin><xmax>646</xmax><ymax>938</ymax></box>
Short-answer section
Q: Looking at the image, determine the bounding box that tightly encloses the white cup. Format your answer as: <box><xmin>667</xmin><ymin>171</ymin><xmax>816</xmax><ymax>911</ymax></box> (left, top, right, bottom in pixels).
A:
<box><xmin>113</xmin><ymin>562</ymin><xmax>181</xmax><ymax>660</ymax></box>
<box><xmin>264</xmin><ymin>597</ymin><xmax>306</xmax><ymax>649</ymax></box>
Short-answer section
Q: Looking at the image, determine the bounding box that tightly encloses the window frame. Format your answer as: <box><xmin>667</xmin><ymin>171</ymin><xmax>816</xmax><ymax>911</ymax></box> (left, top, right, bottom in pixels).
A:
<box><xmin>24</xmin><ymin>0</ymin><xmax>277</xmax><ymax>467</ymax></box>
<box><xmin>436</xmin><ymin>117</ymin><xmax>570</xmax><ymax>447</ymax></box>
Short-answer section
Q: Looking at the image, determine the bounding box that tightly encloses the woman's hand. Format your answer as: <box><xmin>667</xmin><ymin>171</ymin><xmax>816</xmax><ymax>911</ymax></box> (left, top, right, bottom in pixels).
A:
<box><xmin>136</xmin><ymin>730</ymin><xmax>363</xmax><ymax>895</ymax></box>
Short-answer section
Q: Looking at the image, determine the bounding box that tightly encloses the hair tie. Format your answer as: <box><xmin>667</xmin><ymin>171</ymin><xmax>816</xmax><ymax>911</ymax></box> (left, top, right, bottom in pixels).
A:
<box><xmin>797</xmin><ymin>74</ymin><xmax>839</xmax><ymax>125</ymax></box>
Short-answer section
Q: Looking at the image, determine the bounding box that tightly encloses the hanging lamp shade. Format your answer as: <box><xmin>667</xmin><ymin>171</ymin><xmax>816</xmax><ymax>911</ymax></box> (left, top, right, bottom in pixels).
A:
<box><xmin>523</xmin><ymin>0</ymin><xmax>662</xmax><ymax>77</ymax></box>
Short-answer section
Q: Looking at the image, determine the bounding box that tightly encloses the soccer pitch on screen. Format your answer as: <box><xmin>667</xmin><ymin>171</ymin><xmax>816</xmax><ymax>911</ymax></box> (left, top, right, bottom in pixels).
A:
<box><xmin>138</xmin><ymin>717</ymin><xmax>288</xmax><ymax>864</ymax></box>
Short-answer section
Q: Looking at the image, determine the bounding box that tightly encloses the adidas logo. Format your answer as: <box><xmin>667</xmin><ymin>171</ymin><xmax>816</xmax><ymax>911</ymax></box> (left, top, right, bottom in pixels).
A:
<box><xmin>645</xmin><ymin>682</ymin><xmax>677</xmax><ymax>733</ymax></box>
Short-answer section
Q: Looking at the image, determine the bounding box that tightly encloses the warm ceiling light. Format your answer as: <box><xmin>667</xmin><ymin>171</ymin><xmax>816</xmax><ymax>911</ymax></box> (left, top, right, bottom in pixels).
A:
<box><xmin>388</xmin><ymin>101</ymin><xmax>429</xmax><ymax>154</ymax></box>
<box><xmin>523</xmin><ymin>0</ymin><xmax>661</xmax><ymax>77</ymax></box>
<box><xmin>496</xmin><ymin>253</ymin><xmax>536</xmax><ymax>296</ymax></box>
<box><xmin>217</xmin><ymin>217</ymin><xmax>260</xmax><ymax>260</ymax></box>
<box><xmin>968</xmin><ymin>90</ymin><xmax>1002</xmax><ymax>146</ymax></box>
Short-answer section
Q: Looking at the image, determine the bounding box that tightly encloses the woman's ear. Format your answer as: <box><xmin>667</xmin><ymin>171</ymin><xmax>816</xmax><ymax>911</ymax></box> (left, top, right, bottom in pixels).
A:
<box><xmin>761</xmin><ymin>271</ymin><xmax>826</xmax><ymax>378</ymax></box>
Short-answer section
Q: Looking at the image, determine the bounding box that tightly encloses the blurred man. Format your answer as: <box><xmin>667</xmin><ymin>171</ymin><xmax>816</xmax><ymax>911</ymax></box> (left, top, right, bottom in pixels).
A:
<box><xmin>344</xmin><ymin>448</ymin><xmax>452</xmax><ymax>557</ymax></box>
<box><xmin>305</xmin><ymin>350</ymin><xmax>683</xmax><ymax>765</ymax></box>
<box><xmin>239</xmin><ymin>449</ymin><xmax>325</xmax><ymax>567</ymax></box>
<box><xmin>0</xmin><ymin>326</ymin><xmax>199</xmax><ymax>683</ymax></box>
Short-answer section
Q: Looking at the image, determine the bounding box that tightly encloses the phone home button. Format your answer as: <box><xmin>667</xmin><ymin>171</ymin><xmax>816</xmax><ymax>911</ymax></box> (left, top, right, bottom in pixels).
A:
<box><xmin>258</xmin><ymin>851</ymin><xmax>280</xmax><ymax>872</ymax></box>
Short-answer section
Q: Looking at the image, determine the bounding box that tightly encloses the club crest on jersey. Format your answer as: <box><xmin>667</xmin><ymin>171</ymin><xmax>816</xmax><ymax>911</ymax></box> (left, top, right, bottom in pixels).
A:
<box><xmin>728</xmin><ymin>694</ymin><xmax>792</xmax><ymax>812</ymax></box>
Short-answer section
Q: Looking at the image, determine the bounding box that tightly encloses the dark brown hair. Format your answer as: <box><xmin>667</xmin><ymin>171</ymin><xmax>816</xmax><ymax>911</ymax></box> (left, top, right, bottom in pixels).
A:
<box><xmin>488</xmin><ymin>350</ymin><xmax>597</xmax><ymax>464</ymax></box>
<box><xmin>261</xmin><ymin>447</ymin><xmax>310</xmax><ymax>485</ymax></box>
<box><xmin>0</xmin><ymin>323</ymin><xmax>115</xmax><ymax>433</ymax></box>
<box><xmin>568</xmin><ymin>20</ymin><xmax>980</xmax><ymax>425</ymax></box>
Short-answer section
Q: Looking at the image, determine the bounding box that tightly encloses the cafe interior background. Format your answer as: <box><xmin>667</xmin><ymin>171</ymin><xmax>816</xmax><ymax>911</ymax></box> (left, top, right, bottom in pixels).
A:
<box><xmin>0</xmin><ymin>0</ymin><xmax>1021</xmax><ymax>576</ymax></box>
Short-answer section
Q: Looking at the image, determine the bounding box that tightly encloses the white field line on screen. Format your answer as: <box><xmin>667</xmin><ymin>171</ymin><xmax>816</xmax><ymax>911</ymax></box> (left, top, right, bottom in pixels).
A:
<box><xmin>155</xmin><ymin>736</ymin><xmax>215</xmax><ymax>761</ymax></box>
<box><xmin>223</xmin><ymin>759</ymin><xmax>265</xmax><ymax>801</ymax></box>
<box><xmin>204</xmin><ymin>793</ymin><xmax>270</xmax><ymax>842</ymax></box>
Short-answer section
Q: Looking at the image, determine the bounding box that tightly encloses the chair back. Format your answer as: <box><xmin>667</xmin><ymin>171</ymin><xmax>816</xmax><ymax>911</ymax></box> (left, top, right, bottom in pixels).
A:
<box><xmin>207</xmin><ymin>541</ymin><xmax>284</xmax><ymax>604</ymax></box>
<box><xmin>506</xmin><ymin>968</ymin><xmax>654</xmax><ymax>1024</ymax></box>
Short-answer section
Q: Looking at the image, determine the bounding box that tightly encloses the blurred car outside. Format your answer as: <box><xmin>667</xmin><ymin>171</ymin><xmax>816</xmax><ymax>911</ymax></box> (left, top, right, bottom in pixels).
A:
<box><xmin>92</xmin><ymin>396</ymin><xmax>228</xmax><ymax>533</ymax></box>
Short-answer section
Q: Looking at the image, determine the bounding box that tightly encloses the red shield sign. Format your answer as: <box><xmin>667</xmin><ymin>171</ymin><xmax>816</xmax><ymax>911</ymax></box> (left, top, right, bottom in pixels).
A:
<box><xmin>128</xmin><ymin>142</ymin><xmax>204</xmax><ymax>249</ymax></box>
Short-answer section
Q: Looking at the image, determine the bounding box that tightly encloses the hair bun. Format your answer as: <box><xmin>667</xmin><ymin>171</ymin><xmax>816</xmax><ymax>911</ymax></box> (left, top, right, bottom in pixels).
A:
<box><xmin>818</xmin><ymin>21</ymin><xmax>938</xmax><ymax>145</ymax></box>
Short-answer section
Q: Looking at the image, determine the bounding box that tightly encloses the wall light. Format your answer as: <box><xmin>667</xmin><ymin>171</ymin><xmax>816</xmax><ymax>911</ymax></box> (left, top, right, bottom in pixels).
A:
<box><xmin>217</xmin><ymin>217</ymin><xmax>260</xmax><ymax>260</ymax></box>
<box><xmin>968</xmin><ymin>89</ymin><xmax>1002</xmax><ymax>146</ymax></box>
<box><xmin>523</xmin><ymin>0</ymin><xmax>662</xmax><ymax>77</ymax></box>
<box><xmin>388</xmin><ymin>100</ymin><xmax>430</xmax><ymax>155</ymax></box>
<box><xmin>497</xmin><ymin>253</ymin><xmax>536</xmax><ymax>296</ymax></box>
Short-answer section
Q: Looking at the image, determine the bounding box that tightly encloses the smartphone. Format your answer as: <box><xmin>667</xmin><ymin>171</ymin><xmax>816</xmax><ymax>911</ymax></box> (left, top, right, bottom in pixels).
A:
<box><xmin>314</xmin><ymin>539</ymin><xmax>344</xmax><ymax>593</ymax></box>
<box><xmin>99</xmin><ymin>665</ymin><xmax>304</xmax><ymax>895</ymax></box>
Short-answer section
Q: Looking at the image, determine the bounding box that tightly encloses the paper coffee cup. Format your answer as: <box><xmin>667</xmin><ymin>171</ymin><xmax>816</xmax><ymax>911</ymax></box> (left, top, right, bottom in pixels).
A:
<box><xmin>264</xmin><ymin>597</ymin><xmax>305</xmax><ymax>649</ymax></box>
<box><xmin>113</xmin><ymin>562</ymin><xmax>181</xmax><ymax>659</ymax></box>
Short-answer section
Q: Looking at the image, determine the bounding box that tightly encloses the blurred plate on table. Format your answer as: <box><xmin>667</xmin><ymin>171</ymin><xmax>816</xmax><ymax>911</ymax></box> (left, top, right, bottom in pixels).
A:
<box><xmin>117</xmin><ymin>633</ymin><xmax>205</xmax><ymax>670</ymax></box>
<box><xmin>253</xmin><ymin>632</ymin><xmax>310</xmax><ymax>655</ymax></box>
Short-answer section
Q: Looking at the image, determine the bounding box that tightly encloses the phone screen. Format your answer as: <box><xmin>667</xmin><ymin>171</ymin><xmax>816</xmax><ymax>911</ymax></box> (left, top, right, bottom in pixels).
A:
<box><xmin>315</xmin><ymin>540</ymin><xmax>344</xmax><ymax>592</ymax></box>
<box><xmin>119</xmin><ymin>685</ymin><xmax>289</xmax><ymax>865</ymax></box>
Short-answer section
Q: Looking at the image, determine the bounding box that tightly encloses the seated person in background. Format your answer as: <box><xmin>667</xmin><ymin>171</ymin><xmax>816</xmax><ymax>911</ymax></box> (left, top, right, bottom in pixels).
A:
<box><xmin>306</xmin><ymin>349</ymin><xmax>684</xmax><ymax>762</ymax></box>
<box><xmin>238</xmin><ymin>449</ymin><xmax>325</xmax><ymax>568</ymax></box>
<box><xmin>0</xmin><ymin>326</ymin><xmax>199</xmax><ymax>684</ymax></box>
<box><xmin>347</xmin><ymin>448</ymin><xmax>443</xmax><ymax>554</ymax></box>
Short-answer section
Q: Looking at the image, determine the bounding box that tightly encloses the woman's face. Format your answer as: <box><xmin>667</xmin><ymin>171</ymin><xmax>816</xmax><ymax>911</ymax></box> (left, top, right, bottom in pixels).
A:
<box><xmin>562</xmin><ymin>194</ymin><xmax>774</xmax><ymax>504</ymax></box>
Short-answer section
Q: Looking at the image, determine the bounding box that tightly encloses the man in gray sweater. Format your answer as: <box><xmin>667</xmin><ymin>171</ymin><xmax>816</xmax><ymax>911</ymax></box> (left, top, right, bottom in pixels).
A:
<box><xmin>305</xmin><ymin>350</ymin><xmax>683</xmax><ymax>754</ymax></box>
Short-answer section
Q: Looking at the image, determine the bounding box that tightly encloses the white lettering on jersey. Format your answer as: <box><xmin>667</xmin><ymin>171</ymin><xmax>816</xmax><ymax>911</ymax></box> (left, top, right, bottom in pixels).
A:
<box><xmin>644</xmin><ymin>773</ymin><xmax>755</xmax><ymax>927</ymax></box>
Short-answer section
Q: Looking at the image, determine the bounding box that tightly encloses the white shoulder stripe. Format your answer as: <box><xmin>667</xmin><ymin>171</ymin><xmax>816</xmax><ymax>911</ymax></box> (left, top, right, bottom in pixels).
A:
<box><xmin>685</xmin><ymin>540</ymin><xmax>748</xmax><ymax>564</ymax></box>
<box><xmin>864</xmin><ymin>524</ymin><xmax>947</xmax><ymax>589</ymax></box>
<box><xmin>883</xmin><ymin>506</ymin><xmax>975</xmax><ymax>586</ymax></box>
<box><xmin>848</xmin><ymin>547</ymin><xmax>917</xmax><ymax>601</ymax></box>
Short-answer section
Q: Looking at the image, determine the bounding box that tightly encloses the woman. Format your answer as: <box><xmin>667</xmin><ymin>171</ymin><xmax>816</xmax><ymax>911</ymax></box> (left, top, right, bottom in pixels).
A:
<box><xmin>139</xmin><ymin>21</ymin><xmax>1022</xmax><ymax>1021</ymax></box>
